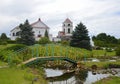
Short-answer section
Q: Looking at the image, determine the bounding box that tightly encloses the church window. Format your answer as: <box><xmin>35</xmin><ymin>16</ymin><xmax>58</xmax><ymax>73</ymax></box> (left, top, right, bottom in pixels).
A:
<box><xmin>16</xmin><ymin>32</ymin><xmax>20</xmax><ymax>36</ymax></box>
<box><xmin>13</xmin><ymin>33</ymin><xmax>15</xmax><ymax>36</ymax></box>
<box><xmin>68</xmin><ymin>28</ymin><xmax>70</xmax><ymax>33</ymax></box>
<box><xmin>63</xmin><ymin>24</ymin><xmax>65</xmax><ymax>26</ymax></box>
<box><xmin>38</xmin><ymin>34</ymin><xmax>41</xmax><ymax>37</ymax></box>
<box><xmin>68</xmin><ymin>24</ymin><xmax>70</xmax><ymax>26</ymax></box>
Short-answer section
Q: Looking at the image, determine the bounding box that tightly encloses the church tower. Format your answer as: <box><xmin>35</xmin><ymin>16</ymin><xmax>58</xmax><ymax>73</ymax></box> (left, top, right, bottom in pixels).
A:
<box><xmin>62</xmin><ymin>18</ymin><xmax>73</xmax><ymax>36</ymax></box>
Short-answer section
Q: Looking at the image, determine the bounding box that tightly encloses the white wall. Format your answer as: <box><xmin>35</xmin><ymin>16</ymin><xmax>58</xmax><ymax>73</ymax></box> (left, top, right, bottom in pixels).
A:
<box><xmin>53</xmin><ymin>37</ymin><xmax>61</xmax><ymax>42</ymax></box>
<box><xmin>62</xmin><ymin>22</ymin><xmax>73</xmax><ymax>35</ymax></box>
<box><xmin>10</xmin><ymin>27</ymin><xmax>50</xmax><ymax>41</ymax></box>
<box><xmin>10</xmin><ymin>28</ymin><xmax>20</xmax><ymax>40</ymax></box>
<box><xmin>33</xmin><ymin>28</ymin><xmax>49</xmax><ymax>41</ymax></box>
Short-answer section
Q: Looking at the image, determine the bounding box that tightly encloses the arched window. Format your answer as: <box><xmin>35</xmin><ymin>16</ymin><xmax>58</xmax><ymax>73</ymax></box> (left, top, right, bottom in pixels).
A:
<box><xmin>13</xmin><ymin>33</ymin><xmax>15</xmax><ymax>36</ymax></box>
<box><xmin>68</xmin><ymin>24</ymin><xmax>70</xmax><ymax>26</ymax></box>
<box><xmin>16</xmin><ymin>32</ymin><xmax>20</xmax><ymax>36</ymax></box>
<box><xmin>68</xmin><ymin>28</ymin><xmax>70</xmax><ymax>33</ymax></box>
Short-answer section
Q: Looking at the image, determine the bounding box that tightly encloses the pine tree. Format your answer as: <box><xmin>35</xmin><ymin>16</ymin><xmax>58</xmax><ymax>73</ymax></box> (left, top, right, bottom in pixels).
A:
<box><xmin>19</xmin><ymin>20</ymin><xmax>35</xmax><ymax>45</ymax></box>
<box><xmin>45</xmin><ymin>29</ymin><xmax>49</xmax><ymax>38</ymax></box>
<box><xmin>0</xmin><ymin>33</ymin><xmax>8</xmax><ymax>41</ymax></box>
<box><xmin>70</xmin><ymin>22</ymin><xmax>91</xmax><ymax>50</ymax></box>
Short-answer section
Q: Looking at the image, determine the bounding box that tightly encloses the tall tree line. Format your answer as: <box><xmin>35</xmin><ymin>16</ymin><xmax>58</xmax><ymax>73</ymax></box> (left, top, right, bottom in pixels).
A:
<box><xmin>92</xmin><ymin>33</ymin><xmax>119</xmax><ymax>47</ymax></box>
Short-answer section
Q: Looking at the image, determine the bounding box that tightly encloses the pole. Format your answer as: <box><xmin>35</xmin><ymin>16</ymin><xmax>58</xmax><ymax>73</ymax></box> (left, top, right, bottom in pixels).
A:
<box><xmin>36</xmin><ymin>45</ymin><xmax>39</xmax><ymax>57</ymax></box>
<box><xmin>8</xmin><ymin>54</ymin><xmax>10</xmax><ymax>65</ymax></box>
<box><xmin>66</xmin><ymin>46</ymin><xmax>68</xmax><ymax>57</ymax></box>
<box><xmin>60</xmin><ymin>46</ymin><xmax>62</xmax><ymax>56</ymax></box>
<box><xmin>8</xmin><ymin>51</ymin><xmax>12</xmax><ymax>65</ymax></box>
<box><xmin>52</xmin><ymin>44</ymin><xmax>54</xmax><ymax>57</ymax></box>
<box><xmin>32</xmin><ymin>47</ymin><xmax>34</xmax><ymax>58</ymax></box>
<box><xmin>39</xmin><ymin>45</ymin><xmax>41</xmax><ymax>57</ymax></box>
<box><xmin>46</xmin><ymin>44</ymin><xmax>48</xmax><ymax>56</ymax></box>
<box><xmin>84</xmin><ymin>54</ymin><xmax>86</xmax><ymax>62</ymax></box>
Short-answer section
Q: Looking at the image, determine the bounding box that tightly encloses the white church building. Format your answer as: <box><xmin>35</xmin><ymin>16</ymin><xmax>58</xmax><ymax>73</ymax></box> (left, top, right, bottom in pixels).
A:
<box><xmin>10</xmin><ymin>18</ymin><xmax>52</xmax><ymax>41</ymax></box>
<box><xmin>57</xmin><ymin>18</ymin><xmax>73</xmax><ymax>41</ymax></box>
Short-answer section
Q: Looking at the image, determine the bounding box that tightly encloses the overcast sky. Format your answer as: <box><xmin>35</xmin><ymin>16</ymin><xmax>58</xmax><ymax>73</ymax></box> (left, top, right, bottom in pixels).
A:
<box><xmin>0</xmin><ymin>0</ymin><xmax>120</xmax><ymax>38</ymax></box>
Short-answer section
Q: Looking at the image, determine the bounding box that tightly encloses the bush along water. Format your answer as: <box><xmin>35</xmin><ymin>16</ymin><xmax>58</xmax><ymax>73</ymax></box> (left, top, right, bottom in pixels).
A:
<box><xmin>116</xmin><ymin>46</ymin><xmax>120</xmax><ymax>57</ymax></box>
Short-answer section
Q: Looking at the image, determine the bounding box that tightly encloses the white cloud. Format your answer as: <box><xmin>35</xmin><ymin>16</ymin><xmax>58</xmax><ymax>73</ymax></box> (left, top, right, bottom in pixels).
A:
<box><xmin>0</xmin><ymin>0</ymin><xmax>120</xmax><ymax>38</ymax></box>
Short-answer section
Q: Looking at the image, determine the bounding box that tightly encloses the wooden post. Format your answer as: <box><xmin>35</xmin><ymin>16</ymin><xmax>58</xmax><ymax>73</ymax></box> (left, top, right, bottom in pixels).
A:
<box><xmin>52</xmin><ymin>44</ymin><xmax>54</xmax><ymax>57</ymax></box>
<box><xmin>46</xmin><ymin>44</ymin><xmax>48</xmax><ymax>56</ymax></box>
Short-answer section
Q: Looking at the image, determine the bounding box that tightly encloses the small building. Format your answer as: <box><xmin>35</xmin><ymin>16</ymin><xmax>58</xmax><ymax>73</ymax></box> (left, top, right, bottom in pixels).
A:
<box><xmin>10</xmin><ymin>18</ymin><xmax>52</xmax><ymax>41</ymax></box>
<box><xmin>52</xmin><ymin>37</ymin><xmax>61</xmax><ymax>42</ymax></box>
<box><xmin>57</xmin><ymin>18</ymin><xmax>73</xmax><ymax>41</ymax></box>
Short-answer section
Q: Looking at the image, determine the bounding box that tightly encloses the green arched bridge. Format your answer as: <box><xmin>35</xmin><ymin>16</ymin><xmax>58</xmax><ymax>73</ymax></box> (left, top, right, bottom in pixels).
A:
<box><xmin>8</xmin><ymin>44</ymin><xmax>87</xmax><ymax>66</ymax></box>
<box><xmin>22</xmin><ymin>56</ymin><xmax>77</xmax><ymax>66</ymax></box>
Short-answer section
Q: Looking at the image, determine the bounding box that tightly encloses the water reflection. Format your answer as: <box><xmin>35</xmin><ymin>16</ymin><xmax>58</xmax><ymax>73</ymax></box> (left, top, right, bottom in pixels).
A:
<box><xmin>75</xmin><ymin>70</ymin><xmax>88</xmax><ymax>84</ymax></box>
<box><xmin>45</xmin><ymin>68</ymin><xmax>110</xmax><ymax>84</ymax></box>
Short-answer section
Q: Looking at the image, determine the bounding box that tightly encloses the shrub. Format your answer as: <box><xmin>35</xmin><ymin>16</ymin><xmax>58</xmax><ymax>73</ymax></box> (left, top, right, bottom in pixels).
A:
<box><xmin>7</xmin><ymin>40</ymin><xmax>16</xmax><ymax>44</ymax></box>
<box><xmin>1</xmin><ymin>44</ymin><xmax>32</xmax><ymax>64</ymax></box>
<box><xmin>106</xmin><ymin>48</ymin><xmax>113</xmax><ymax>52</ymax></box>
<box><xmin>4</xmin><ymin>44</ymin><xmax>27</xmax><ymax>51</ymax></box>
<box><xmin>91</xmin><ymin>65</ymin><xmax>97</xmax><ymax>70</ymax></box>
<box><xmin>0</xmin><ymin>50</ymin><xmax>12</xmax><ymax>62</ymax></box>
<box><xmin>116</xmin><ymin>46</ymin><xmax>120</xmax><ymax>56</ymax></box>
<box><xmin>1</xmin><ymin>41</ymin><xmax>7</xmax><ymax>45</ymax></box>
<box><xmin>24</xmin><ymin>69</ymin><xmax>35</xmax><ymax>81</ymax></box>
<box><xmin>61</xmin><ymin>41</ymin><xmax>69</xmax><ymax>46</ymax></box>
<box><xmin>39</xmin><ymin>37</ymin><xmax>50</xmax><ymax>45</ymax></box>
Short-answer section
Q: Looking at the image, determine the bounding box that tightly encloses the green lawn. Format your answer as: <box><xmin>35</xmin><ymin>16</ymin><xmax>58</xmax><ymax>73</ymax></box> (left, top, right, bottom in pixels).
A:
<box><xmin>0</xmin><ymin>44</ymin><xmax>16</xmax><ymax>50</ymax></box>
<box><xmin>93</xmin><ymin>76</ymin><xmax>120</xmax><ymax>84</ymax></box>
<box><xmin>92</xmin><ymin>50</ymin><xmax>115</xmax><ymax>56</ymax></box>
<box><xmin>0</xmin><ymin>61</ymin><xmax>7</xmax><ymax>66</ymax></box>
<box><xmin>0</xmin><ymin>67</ymin><xmax>47</xmax><ymax>84</ymax></box>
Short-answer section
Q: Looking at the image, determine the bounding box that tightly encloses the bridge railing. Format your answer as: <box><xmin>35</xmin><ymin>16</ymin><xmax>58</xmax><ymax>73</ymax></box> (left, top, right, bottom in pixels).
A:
<box><xmin>8</xmin><ymin>44</ymin><xmax>91</xmax><ymax>65</ymax></box>
<box><xmin>31</xmin><ymin>44</ymin><xmax>90</xmax><ymax>61</ymax></box>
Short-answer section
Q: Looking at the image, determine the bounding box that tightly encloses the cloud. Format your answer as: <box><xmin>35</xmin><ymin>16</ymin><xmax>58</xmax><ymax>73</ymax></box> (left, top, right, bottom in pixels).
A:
<box><xmin>0</xmin><ymin>0</ymin><xmax>120</xmax><ymax>38</ymax></box>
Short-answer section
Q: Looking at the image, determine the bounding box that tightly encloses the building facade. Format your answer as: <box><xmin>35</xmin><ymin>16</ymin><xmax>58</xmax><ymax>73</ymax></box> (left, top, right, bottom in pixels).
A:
<box><xmin>10</xmin><ymin>18</ymin><xmax>52</xmax><ymax>41</ymax></box>
<box><xmin>58</xmin><ymin>18</ymin><xmax>73</xmax><ymax>41</ymax></box>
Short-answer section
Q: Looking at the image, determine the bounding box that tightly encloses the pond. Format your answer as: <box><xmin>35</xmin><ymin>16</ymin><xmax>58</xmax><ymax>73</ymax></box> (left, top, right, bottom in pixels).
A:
<box><xmin>44</xmin><ymin>68</ymin><xmax>116</xmax><ymax>84</ymax></box>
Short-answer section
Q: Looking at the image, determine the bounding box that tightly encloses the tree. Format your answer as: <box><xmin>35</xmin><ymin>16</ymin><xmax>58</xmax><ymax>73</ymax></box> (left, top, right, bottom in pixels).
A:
<box><xmin>19</xmin><ymin>20</ymin><xmax>35</xmax><ymax>45</ymax></box>
<box><xmin>0</xmin><ymin>33</ymin><xmax>8</xmax><ymax>41</ymax></box>
<box><xmin>0</xmin><ymin>33</ymin><xmax>8</xmax><ymax>45</ymax></box>
<box><xmin>70</xmin><ymin>22</ymin><xmax>91</xmax><ymax>50</ymax></box>
<box><xmin>92</xmin><ymin>33</ymin><xmax>118</xmax><ymax>47</ymax></box>
<box><xmin>45</xmin><ymin>29</ymin><xmax>49</xmax><ymax>38</ymax></box>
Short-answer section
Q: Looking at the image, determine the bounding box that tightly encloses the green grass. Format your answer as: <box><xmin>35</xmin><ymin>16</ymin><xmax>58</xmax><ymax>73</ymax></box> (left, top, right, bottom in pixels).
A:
<box><xmin>0</xmin><ymin>44</ymin><xmax>16</xmax><ymax>50</ymax></box>
<box><xmin>0</xmin><ymin>67</ymin><xmax>47</xmax><ymax>84</ymax></box>
<box><xmin>92</xmin><ymin>50</ymin><xmax>115</xmax><ymax>58</ymax></box>
<box><xmin>93</xmin><ymin>76</ymin><xmax>120</xmax><ymax>84</ymax></box>
<box><xmin>0</xmin><ymin>61</ymin><xmax>7</xmax><ymax>66</ymax></box>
